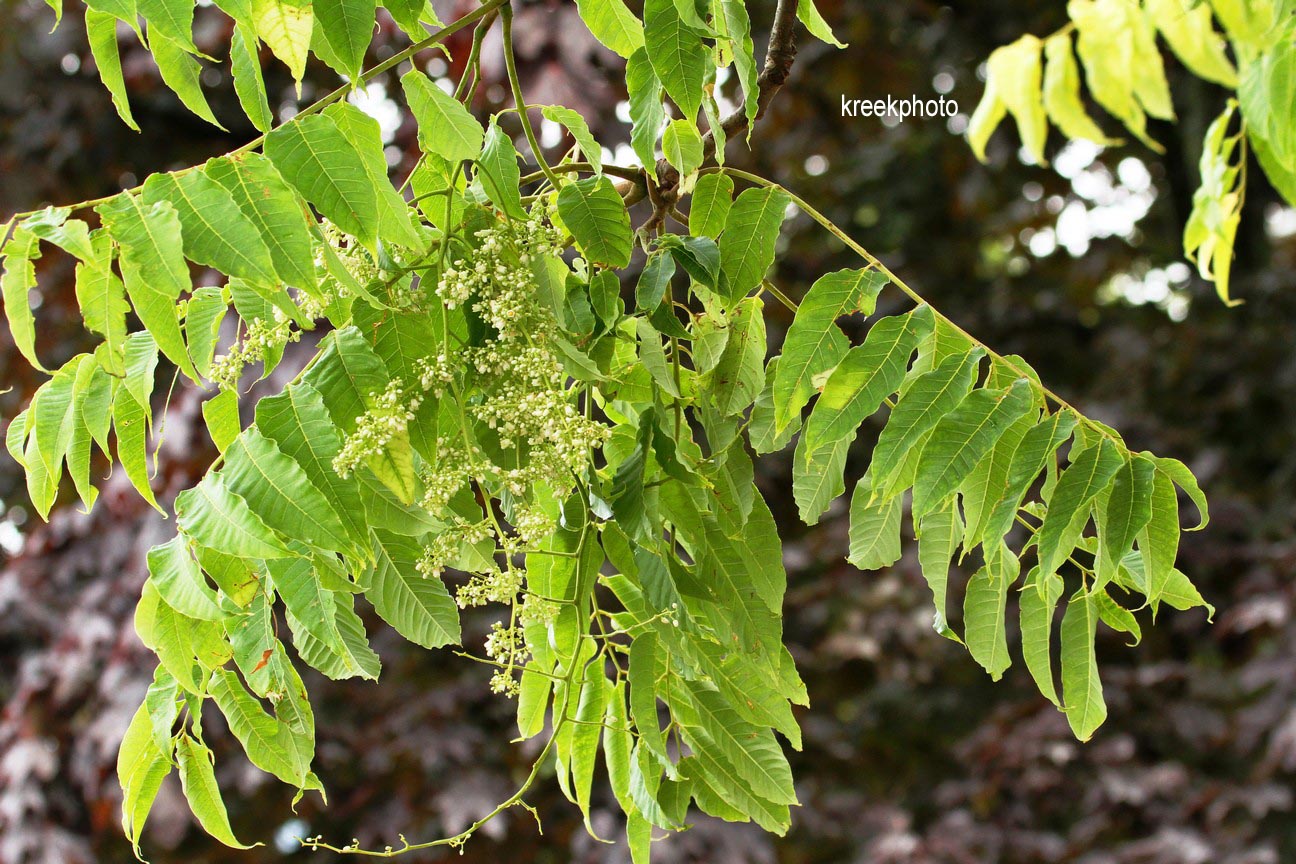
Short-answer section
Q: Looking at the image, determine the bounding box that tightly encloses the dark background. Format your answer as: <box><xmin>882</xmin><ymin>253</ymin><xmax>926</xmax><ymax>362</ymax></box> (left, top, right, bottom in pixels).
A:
<box><xmin>2</xmin><ymin>1</ymin><xmax>1294</xmax><ymax>861</ymax></box>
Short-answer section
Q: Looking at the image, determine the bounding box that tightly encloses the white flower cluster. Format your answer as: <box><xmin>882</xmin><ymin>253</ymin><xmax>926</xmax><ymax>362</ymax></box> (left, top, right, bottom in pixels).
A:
<box><xmin>483</xmin><ymin>621</ymin><xmax>529</xmax><ymax>696</ymax></box>
<box><xmin>417</xmin><ymin>210</ymin><xmax>606</xmax><ymax>553</ymax></box>
<box><xmin>332</xmin><ymin>381</ymin><xmax>422</xmax><ymax>478</ymax></box>
<box><xmin>455</xmin><ymin>565</ymin><xmax>522</xmax><ymax>608</ymax></box>
<box><xmin>415</xmin><ymin>518</ymin><xmax>492</xmax><ymax>580</ymax></box>
<box><xmin>209</xmin><ymin>311</ymin><xmax>301</xmax><ymax>391</ymax></box>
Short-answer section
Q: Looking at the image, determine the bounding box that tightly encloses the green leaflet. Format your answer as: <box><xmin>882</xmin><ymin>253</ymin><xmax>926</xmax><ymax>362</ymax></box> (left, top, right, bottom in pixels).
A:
<box><xmin>1060</xmin><ymin>588</ymin><xmax>1106</xmax><ymax>740</ymax></box>
<box><xmin>772</xmin><ymin>268</ymin><xmax>888</xmax><ymax>434</ymax></box>
<box><xmin>802</xmin><ymin>310</ymin><xmax>930</xmax><ymax>455</ymax></box>
<box><xmin>325</xmin><ymin>102</ymin><xmax>424</xmax><ymax>251</ymax></box>
<box><xmin>1139</xmin><ymin>464</ymin><xmax>1180</xmax><ymax>612</ymax></box>
<box><xmin>147</xmin><ymin>535</ymin><xmax>223</xmax><ymax>621</ymax></box>
<box><xmin>911</xmin><ymin>379</ymin><xmax>1035</xmax><ymax>521</ymax></box>
<box><xmin>626</xmin><ymin>48</ymin><xmax>665</xmax><ymax>180</ymax></box>
<box><xmin>569</xmin><ymin>657</ymin><xmax>610</xmax><ymax>835</ymax></box>
<box><xmin>1020</xmin><ymin>567</ymin><xmax>1063</xmax><ymax>705</ymax></box>
<box><xmin>143</xmin><ymin>665</ymin><xmax>180</xmax><ymax>758</ymax></box>
<box><xmin>869</xmin><ymin>347</ymin><xmax>984</xmax><ymax>499</ymax></box>
<box><xmin>137</xmin><ymin>584</ymin><xmax>231</xmax><ymax>693</ymax></box>
<box><xmin>663</xmin><ymin>118</ymin><xmax>704</xmax><ymax>177</ymax></box>
<box><xmin>204</xmin><ymin>153</ymin><xmax>319</xmax><ymax>291</ymax></box>
<box><xmin>1</xmin><ymin>229</ymin><xmax>46</xmax><ymax>372</ymax></box>
<box><xmin>1096</xmin><ymin>588</ymin><xmax>1141</xmax><ymax>646</ymax></box>
<box><xmin>97</xmin><ymin>194</ymin><xmax>200</xmax><ymax>381</ymax></box>
<box><xmin>402</xmin><ymin>69</ymin><xmax>484</xmax><ymax>163</ymax></box>
<box><xmin>984</xmin><ymin>36</ymin><xmax>1048</xmax><ymax>166</ymax></box>
<box><xmin>574</xmin><ymin>0</ymin><xmax>644</xmax><ymax>58</ymax></box>
<box><xmin>314</xmin><ymin>0</ymin><xmax>374</xmax><ymax>79</ymax></box>
<box><xmin>702</xmin><ymin>295</ymin><xmax>766</xmax><ymax>415</ymax></box>
<box><xmin>151</xmin><ymin>33</ymin><xmax>225</xmax><ymax>129</ymax></box>
<box><xmin>22</xmin><ymin>207</ymin><xmax>95</xmax><ymax>261</ymax></box>
<box><xmin>796</xmin><ymin>0</ymin><xmax>846</xmax><ymax>49</ymax></box>
<box><xmin>718</xmin><ymin>187</ymin><xmax>791</xmax><ymax>303</ymax></box>
<box><xmin>117</xmin><ymin>702</ymin><xmax>172</xmax><ymax>858</ymax></box>
<box><xmin>112</xmin><ymin>386</ymin><xmax>162</xmax><ymax>512</ymax></box>
<box><xmin>541</xmin><ymin>105</ymin><xmax>603</xmax><ymax>174</ymax></box>
<box><xmin>791</xmin><ymin>428</ymin><xmax>848</xmax><ymax>526</ymax></box>
<box><xmin>222</xmin><ymin>428</ymin><xmax>360</xmax><ymax>558</ymax></box>
<box><xmin>370</xmin><ymin>530</ymin><xmax>461</xmax><ymax>648</ymax></box>
<box><xmin>230</xmin><ymin>25</ymin><xmax>273</xmax><ymax>133</ymax></box>
<box><xmin>643</xmin><ymin>0</ymin><xmax>708</xmax><ymax>120</ymax></box>
<box><xmin>603</xmin><ymin>681</ymin><xmax>634</xmax><ymax>812</ymax></box>
<box><xmin>253</xmin><ymin>0</ymin><xmax>313</xmax><ymax>84</ymax></box>
<box><xmin>177</xmin><ymin>472</ymin><xmax>294</xmax><ymax>560</ymax></box>
<box><xmin>689</xmin><ymin>172</ymin><xmax>733</xmax><ymax>239</ymax></box>
<box><xmin>659</xmin><ymin>233</ymin><xmax>719</xmax><ymax>288</ymax></box>
<box><xmin>265</xmin><ymin>112</ymin><xmax>380</xmax><ymax>248</ymax></box>
<box><xmin>557</xmin><ymin>176</ymin><xmax>633</xmax><ymax>268</ymax></box>
<box><xmin>718</xmin><ymin>0</ymin><xmax>759</xmax><ymax>132</ymax></box>
<box><xmin>255</xmin><ymin>381</ymin><xmax>370</xmax><ymax>552</ymax></box>
<box><xmin>270</xmin><ymin>554</ymin><xmax>347</xmax><ymax>660</ymax></box>
<box><xmin>916</xmin><ymin>499</ymin><xmax>964</xmax><ymax>640</ymax></box>
<box><xmin>288</xmin><ymin>591</ymin><xmax>382</xmax><ymax>680</ymax></box>
<box><xmin>224</xmin><ymin>591</ymin><xmax>279</xmax><ymax>695</ymax></box>
<box><xmin>298</xmin><ymin>328</ymin><xmax>404</xmax><ymax>490</ymax></box>
<box><xmin>202</xmin><ymin>389</ymin><xmax>241</xmax><ymax>453</ymax></box>
<box><xmin>28</xmin><ymin>356</ymin><xmax>83</xmax><ymax>518</ymax></box>
<box><xmin>73</xmin><ymin>235</ymin><xmax>129</xmax><ymax>373</ymax></box>
<box><xmin>964</xmin><ymin>565</ymin><xmax>1011</xmax><ymax>680</ymax></box>
<box><xmin>85</xmin><ymin>10</ymin><xmax>138</xmax><ymax>130</ymax></box>
<box><xmin>209</xmin><ymin>668</ymin><xmax>314</xmax><ymax>787</ymax></box>
<box><xmin>679</xmin><ymin>682</ymin><xmax>796</xmax><ymax>806</ymax></box>
<box><xmin>142</xmin><ymin>170</ymin><xmax>278</xmax><ymax>285</ymax></box>
<box><xmin>137</xmin><ymin>0</ymin><xmax>198</xmax><ymax>53</ymax></box>
<box><xmin>177</xmin><ymin>736</ymin><xmax>257</xmax><ymax>849</ymax></box>
<box><xmin>1094</xmin><ymin>452</ymin><xmax>1155</xmax><ymax>588</ymax></box>
<box><xmin>847</xmin><ymin>474</ymin><xmax>903</xmax><ymax>570</ymax></box>
<box><xmin>1035</xmin><ymin>435</ymin><xmax>1123</xmax><ymax>578</ymax></box>
<box><xmin>65</xmin><ymin>358</ymin><xmax>100</xmax><ymax>510</ymax></box>
<box><xmin>475</xmin><ymin>119</ymin><xmax>527</xmax><ymax>220</ymax></box>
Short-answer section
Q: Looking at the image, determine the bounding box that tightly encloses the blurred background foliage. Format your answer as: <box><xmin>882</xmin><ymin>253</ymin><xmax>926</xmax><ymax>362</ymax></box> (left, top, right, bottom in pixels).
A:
<box><xmin>1</xmin><ymin>0</ymin><xmax>1294</xmax><ymax>861</ymax></box>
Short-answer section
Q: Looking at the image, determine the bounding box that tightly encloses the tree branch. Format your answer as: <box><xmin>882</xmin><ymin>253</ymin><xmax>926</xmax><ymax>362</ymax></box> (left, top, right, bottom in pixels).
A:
<box><xmin>704</xmin><ymin>0</ymin><xmax>801</xmax><ymax>160</ymax></box>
